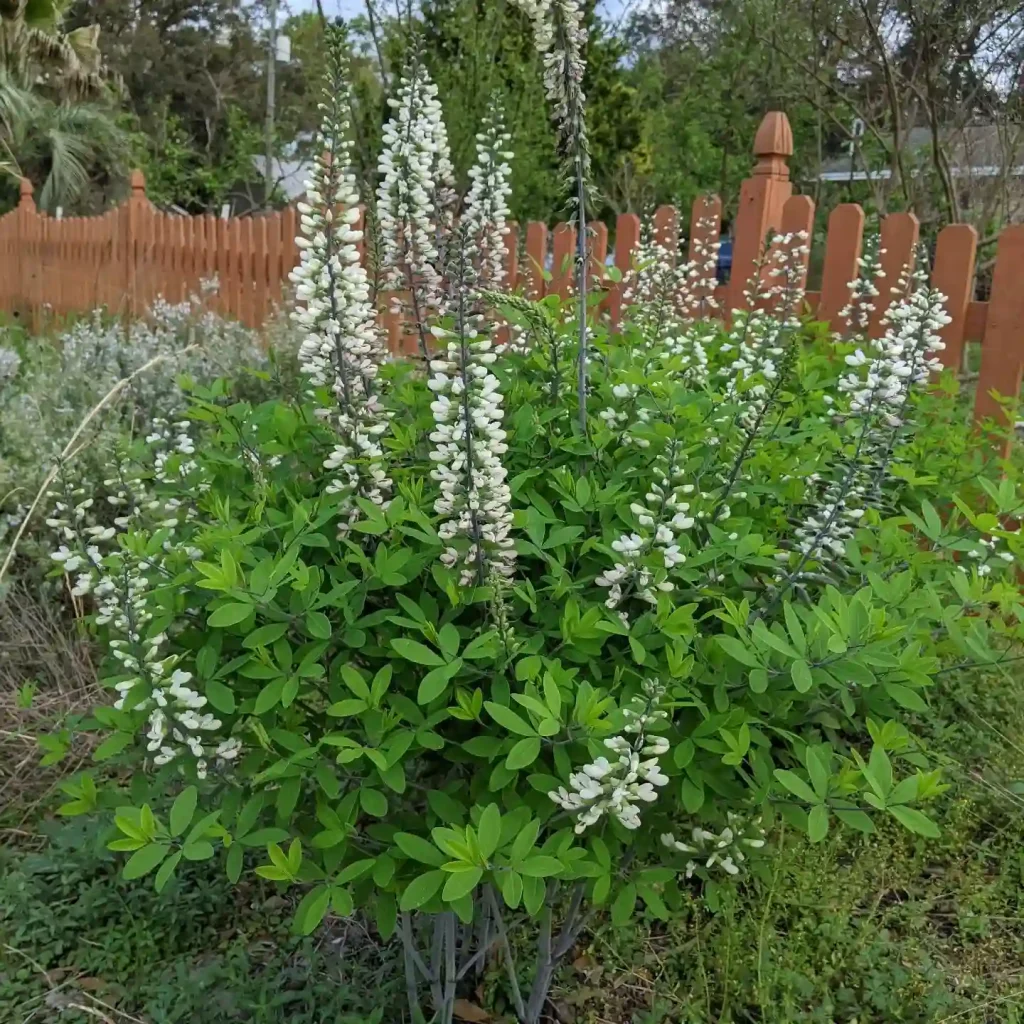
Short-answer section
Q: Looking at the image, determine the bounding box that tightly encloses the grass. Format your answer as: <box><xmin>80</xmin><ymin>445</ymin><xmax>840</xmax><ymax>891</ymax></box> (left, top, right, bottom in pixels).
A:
<box><xmin>2</xmin><ymin>598</ymin><xmax>1024</xmax><ymax>1023</ymax></box>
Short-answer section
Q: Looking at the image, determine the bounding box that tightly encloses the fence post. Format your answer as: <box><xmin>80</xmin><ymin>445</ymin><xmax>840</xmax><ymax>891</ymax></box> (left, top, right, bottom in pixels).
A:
<box><xmin>16</xmin><ymin>178</ymin><xmax>37</xmax><ymax>329</ymax></box>
<box><xmin>729</xmin><ymin>111</ymin><xmax>794</xmax><ymax>312</ymax></box>
<box><xmin>122</xmin><ymin>169</ymin><xmax>147</xmax><ymax>317</ymax></box>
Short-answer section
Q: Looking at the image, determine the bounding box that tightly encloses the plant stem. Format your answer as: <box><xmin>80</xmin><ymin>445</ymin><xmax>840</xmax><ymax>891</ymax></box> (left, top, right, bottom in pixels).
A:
<box><xmin>524</xmin><ymin>881</ymin><xmax>587</xmax><ymax>1023</ymax></box>
<box><xmin>441</xmin><ymin>911</ymin><xmax>457</xmax><ymax>1024</ymax></box>
<box><xmin>400</xmin><ymin>911</ymin><xmax>426</xmax><ymax>1023</ymax></box>
<box><xmin>485</xmin><ymin>884</ymin><xmax>527</xmax><ymax>1021</ymax></box>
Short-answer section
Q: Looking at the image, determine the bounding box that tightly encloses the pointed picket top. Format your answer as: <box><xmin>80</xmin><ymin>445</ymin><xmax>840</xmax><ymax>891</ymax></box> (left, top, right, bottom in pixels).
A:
<box><xmin>18</xmin><ymin>177</ymin><xmax>35</xmax><ymax>211</ymax></box>
<box><xmin>752</xmin><ymin>112</ymin><xmax>793</xmax><ymax>180</ymax></box>
<box><xmin>130</xmin><ymin>169</ymin><xmax>147</xmax><ymax>198</ymax></box>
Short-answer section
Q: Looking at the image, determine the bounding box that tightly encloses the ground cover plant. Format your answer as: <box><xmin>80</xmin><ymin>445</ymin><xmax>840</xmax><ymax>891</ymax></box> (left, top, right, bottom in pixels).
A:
<box><xmin>6</xmin><ymin>5</ymin><xmax>1024</xmax><ymax>1024</ymax></box>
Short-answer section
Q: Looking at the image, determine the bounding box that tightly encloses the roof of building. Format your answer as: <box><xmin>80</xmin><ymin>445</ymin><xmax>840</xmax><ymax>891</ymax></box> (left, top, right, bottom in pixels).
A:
<box><xmin>818</xmin><ymin>124</ymin><xmax>1024</xmax><ymax>181</ymax></box>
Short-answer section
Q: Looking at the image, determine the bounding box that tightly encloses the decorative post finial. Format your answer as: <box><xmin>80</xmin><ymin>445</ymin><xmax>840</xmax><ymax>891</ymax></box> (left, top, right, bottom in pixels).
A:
<box><xmin>752</xmin><ymin>112</ymin><xmax>793</xmax><ymax>180</ymax></box>
<box><xmin>18</xmin><ymin>178</ymin><xmax>35</xmax><ymax>210</ymax></box>
<box><xmin>130</xmin><ymin>169</ymin><xmax>146</xmax><ymax>197</ymax></box>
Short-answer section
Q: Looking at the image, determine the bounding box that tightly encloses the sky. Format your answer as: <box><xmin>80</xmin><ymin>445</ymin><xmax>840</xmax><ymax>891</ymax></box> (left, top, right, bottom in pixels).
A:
<box><xmin>287</xmin><ymin>0</ymin><xmax>634</xmax><ymax>23</ymax></box>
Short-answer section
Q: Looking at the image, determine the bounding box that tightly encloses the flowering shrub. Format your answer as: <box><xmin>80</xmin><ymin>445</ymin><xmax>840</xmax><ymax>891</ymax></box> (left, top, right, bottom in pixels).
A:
<box><xmin>42</xmin><ymin>17</ymin><xmax>1024</xmax><ymax>1024</ymax></box>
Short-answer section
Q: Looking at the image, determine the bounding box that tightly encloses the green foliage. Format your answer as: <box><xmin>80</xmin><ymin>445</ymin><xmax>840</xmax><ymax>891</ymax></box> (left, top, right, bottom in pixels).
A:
<box><xmin>0</xmin><ymin>818</ymin><xmax>396</xmax><ymax>1023</ymax></box>
<box><xmin>43</xmin><ymin>285</ymin><xmax>1024</xmax><ymax>954</ymax></box>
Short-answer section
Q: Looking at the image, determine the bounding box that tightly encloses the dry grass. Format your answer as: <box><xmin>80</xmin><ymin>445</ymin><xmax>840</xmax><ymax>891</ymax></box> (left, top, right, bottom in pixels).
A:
<box><xmin>0</xmin><ymin>585</ymin><xmax>99</xmax><ymax>840</ymax></box>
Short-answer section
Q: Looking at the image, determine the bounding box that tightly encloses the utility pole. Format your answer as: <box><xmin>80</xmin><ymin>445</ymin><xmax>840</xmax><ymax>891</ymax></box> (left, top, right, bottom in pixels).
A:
<box><xmin>264</xmin><ymin>0</ymin><xmax>278</xmax><ymax>209</ymax></box>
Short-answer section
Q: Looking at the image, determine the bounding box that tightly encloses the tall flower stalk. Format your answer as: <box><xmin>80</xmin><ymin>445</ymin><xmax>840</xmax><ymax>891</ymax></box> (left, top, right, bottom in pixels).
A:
<box><xmin>516</xmin><ymin>0</ymin><xmax>591</xmax><ymax>434</ymax></box>
<box><xmin>428</xmin><ymin>227</ymin><xmax>517</xmax><ymax>588</ymax></box>
<box><xmin>463</xmin><ymin>96</ymin><xmax>515</xmax><ymax>292</ymax></box>
<box><xmin>290</xmin><ymin>27</ymin><xmax>392</xmax><ymax>529</ymax></box>
<box><xmin>779</xmin><ymin>267</ymin><xmax>951</xmax><ymax>588</ymax></box>
<box><xmin>376</xmin><ymin>52</ymin><xmax>452</xmax><ymax>360</ymax></box>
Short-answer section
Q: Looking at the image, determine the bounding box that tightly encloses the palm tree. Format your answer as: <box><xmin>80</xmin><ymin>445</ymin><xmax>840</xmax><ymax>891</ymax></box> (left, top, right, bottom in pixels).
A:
<box><xmin>0</xmin><ymin>0</ymin><xmax>107</xmax><ymax>100</ymax></box>
<box><xmin>0</xmin><ymin>69</ymin><xmax>131</xmax><ymax>211</ymax></box>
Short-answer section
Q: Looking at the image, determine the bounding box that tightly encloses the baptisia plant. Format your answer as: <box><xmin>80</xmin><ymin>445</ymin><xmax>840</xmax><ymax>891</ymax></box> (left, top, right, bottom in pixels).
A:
<box><xmin>46</xmin><ymin>18</ymin><xmax>1024</xmax><ymax>1024</ymax></box>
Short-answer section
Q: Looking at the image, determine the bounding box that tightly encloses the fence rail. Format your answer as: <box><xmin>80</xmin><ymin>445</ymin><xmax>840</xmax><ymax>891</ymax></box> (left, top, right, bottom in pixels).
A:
<box><xmin>2</xmin><ymin>112</ymin><xmax>1023</xmax><ymax>452</ymax></box>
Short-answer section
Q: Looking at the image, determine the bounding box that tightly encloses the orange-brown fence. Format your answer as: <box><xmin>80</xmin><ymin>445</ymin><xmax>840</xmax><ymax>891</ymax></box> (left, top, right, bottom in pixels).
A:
<box><xmin>2</xmin><ymin>111</ymin><xmax>1024</xmax><ymax>448</ymax></box>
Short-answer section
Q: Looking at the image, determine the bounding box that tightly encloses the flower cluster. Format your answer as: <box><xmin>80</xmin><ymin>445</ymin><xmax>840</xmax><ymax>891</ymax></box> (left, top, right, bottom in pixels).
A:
<box><xmin>596</xmin><ymin>439</ymin><xmax>695</xmax><ymax>621</ymax></box>
<box><xmin>961</xmin><ymin>533</ymin><xmax>1016</xmax><ymax>577</ymax></box>
<box><xmin>463</xmin><ymin>98</ymin><xmax>514</xmax><ymax>292</ymax></box>
<box><xmin>782</xmin><ymin>268</ymin><xmax>951</xmax><ymax>582</ymax></box>
<box><xmin>291</xmin><ymin>27</ymin><xmax>392</xmax><ymax>528</ymax></box>
<box><xmin>515</xmin><ymin>0</ymin><xmax>590</xmax><ymax>200</ymax></box>
<box><xmin>550</xmin><ymin>679</ymin><xmax>670</xmax><ymax>833</ymax></box>
<box><xmin>662</xmin><ymin>814</ymin><xmax>767</xmax><ymax>878</ymax></box>
<box><xmin>376</xmin><ymin>54</ymin><xmax>452</xmax><ymax>357</ymax></box>
<box><xmin>837</xmin><ymin>234</ymin><xmax>885</xmax><ymax>338</ymax></box>
<box><xmin>427</xmin><ymin>243</ymin><xmax>516</xmax><ymax>588</ymax></box>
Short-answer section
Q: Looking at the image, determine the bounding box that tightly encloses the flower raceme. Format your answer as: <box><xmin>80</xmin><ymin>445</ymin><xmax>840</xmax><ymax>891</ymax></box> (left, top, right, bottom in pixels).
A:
<box><xmin>290</xmin><ymin>28</ymin><xmax>393</xmax><ymax>529</ymax></box>
<box><xmin>463</xmin><ymin>98</ymin><xmax>514</xmax><ymax>293</ymax></box>
<box><xmin>427</xmin><ymin>249</ymin><xmax>517</xmax><ymax>588</ymax></box>
<box><xmin>376</xmin><ymin>55</ymin><xmax>452</xmax><ymax>356</ymax></box>
<box><xmin>550</xmin><ymin>679</ymin><xmax>671</xmax><ymax>833</ymax></box>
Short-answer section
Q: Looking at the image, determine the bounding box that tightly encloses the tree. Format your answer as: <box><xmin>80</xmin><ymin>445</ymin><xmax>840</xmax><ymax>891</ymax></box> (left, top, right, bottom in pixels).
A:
<box><xmin>0</xmin><ymin>0</ymin><xmax>107</xmax><ymax>99</ymax></box>
<box><xmin>0</xmin><ymin>69</ymin><xmax>132</xmax><ymax>212</ymax></box>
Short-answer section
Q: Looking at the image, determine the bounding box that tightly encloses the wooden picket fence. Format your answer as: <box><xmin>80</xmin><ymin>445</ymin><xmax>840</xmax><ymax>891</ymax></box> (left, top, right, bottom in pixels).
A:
<box><xmin>2</xmin><ymin>111</ymin><xmax>1024</xmax><ymax>449</ymax></box>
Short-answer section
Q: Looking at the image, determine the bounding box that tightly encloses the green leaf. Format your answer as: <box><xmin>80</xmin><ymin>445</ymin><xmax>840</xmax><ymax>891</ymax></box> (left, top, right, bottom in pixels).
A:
<box><xmin>360</xmin><ymin>788</ymin><xmax>388</xmax><ymax>817</ymax></box>
<box><xmin>681</xmin><ymin>778</ymin><xmax>704</xmax><ymax>813</ymax></box>
<box><xmin>442</xmin><ymin>866</ymin><xmax>482</xmax><ymax>901</ymax></box>
<box><xmin>391</xmin><ymin>638</ymin><xmax>445</xmax><ymax>667</ymax></box>
<box><xmin>499</xmin><ymin>869</ymin><xmax>523</xmax><ymax>909</ymax></box>
<box><xmin>254</xmin><ymin>677</ymin><xmax>286</xmax><ymax>715</ymax></box>
<box><xmin>399</xmin><ymin>870</ymin><xmax>446</xmax><ymax>911</ymax></box>
<box><xmin>783</xmin><ymin>602</ymin><xmax>807</xmax><ymax>654</ymax></box>
<box><xmin>833</xmin><ymin>809</ymin><xmax>876</xmax><ymax>834</ymax></box>
<box><xmin>791</xmin><ymin>660</ymin><xmax>813</xmax><ymax>693</ymax></box>
<box><xmin>774</xmin><ymin>769</ymin><xmax>818</xmax><ymax>805</ymax></box>
<box><xmin>394</xmin><ymin>832</ymin><xmax>447</xmax><ymax>867</ymax></box>
<box><xmin>226</xmin><ymin>844</ymin><xmax>244</xmax><ymax>882</ymax></box>
<box><xmin>243</xmin><ymin>623</ymin><xmax>289</xmax><ymax>649</ymax></box>
<box><xmin>327</xmin><ymin>698</ymin><xmax>367</xmax><ymax>717</ymax></box>
<box><xmin>154</xmin><ymin>850</ymin><xmax>182</xmax><ymax>893</ymax></box>
<box><xmin>717</xmin><ymin>635</ymin><xmax>761</xmax><ymax>668</ymax></box>
<box><xmin>123</xmin><ymin>843</ymin><xmax>169</xmax><ymax>880</ymax></box>
<box><xmin>476</xmin><ymin>804</ymin><xmax>502</xmax><ymax>861</ymax></box>
<box><xmin>293</xmin><ymin>885</ymin><xmax>331</xmax><ymax>935</ymax></box>
<box><xmin>93</xmin><ymin>732</ymin><xmax>133</xmax><ymax>761</ymax></box>
<box><xmin>484</xmin><ymin>702</ymin><xmax>536</xmax><ymax>737</ymax></box>
<box><xmin>519</xmin><ymin>855</ymin><xmax>562</xmax><ymax>878</ymax></box>
<box><xmin>463</xmin><ymin>630</ymin><xmax>499</xmax><ymax>660</ymax></box>
<box><xmin>807</xmin><ymin>804</ymin><xmax>829</xmax><ymax>842</ymax></box>
<box><xmin>610</xmin><ymin>883</ymin><xmax>636</xmax><ymax>928</ymax></box>
<box><xmin>888</xmin><ymin>805</ymin><xmax>940</xmax><ymax>837</ymax></box>
<box><xmin>209</xmin><ymin>603</ymin><xmax>252</xmax><ymax>628</ymax></box>
<box><xmin>884</xmin><ymin>683</ymin><xmax>929</xmax><ymax>712</ymax></box>
<box><xmin>417</xmin><ymin>658</ymin><xmax>462</xmax><ymax>704</ymax></box>
<box><xmin>505</xmin><ymin>736</ymin><xmax>541</xmax><ymax>771</ymax></box>
<box><xmin>306</xmin><ymin>611</ymin><xmax>333</xmax><ymax>640</ymax></box>
<box><xmin>205</xmin><ymin>678</ymin><xmax>236</xmax><ymax>714</ymax></box>
<box><xmin>169</xmin><ymin>786</ymin><xmax>197</xmax><ymax>838</ymax></box>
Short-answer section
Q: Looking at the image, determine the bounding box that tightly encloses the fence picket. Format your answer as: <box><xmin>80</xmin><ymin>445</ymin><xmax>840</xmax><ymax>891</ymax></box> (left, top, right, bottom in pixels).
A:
<box><xmin>931</xmin><ymin>224</ymin><xmax>977</xmax><ymax>372</ymax></box>
<box><xmin>524</xmin><ymin>221</ymin><xmax>547</xmax><ymax>299</ymax></box>
<box><xmin>868</xmin><ymin>213</ymin><xmax>919</xmax><ymax>339</ymax></box>
<box><xmin>974</xmin><ymin>225</ymin><xmax>1024</xmax><ymax>454</ymax></box>
<box><xmin>551</xmin><ymin>222</ymin><xmax>575</xmax><ymax>299</ymax></box>
<box><xmin>609</xmin><ymin>212</ymin><xmax>640</xmax><ymax>328</ymax></box>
